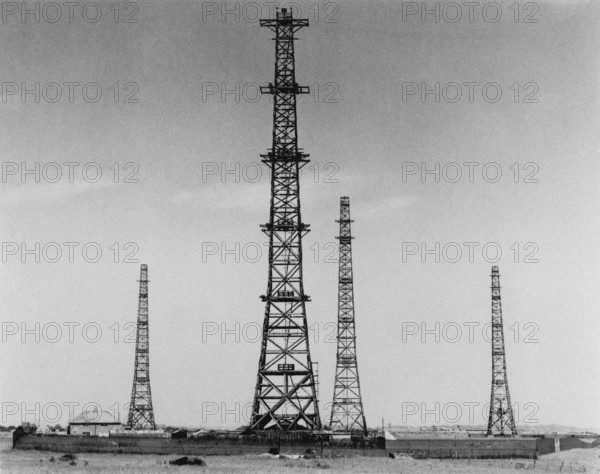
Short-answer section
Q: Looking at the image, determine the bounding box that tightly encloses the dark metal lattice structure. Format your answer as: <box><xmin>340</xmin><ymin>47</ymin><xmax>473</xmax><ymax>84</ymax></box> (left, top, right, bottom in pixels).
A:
<box><xmin>127</xmin><ymin>264</ymin><xmax>156</xmax><ymax>430</ymax></box>
<box><xmin>330</xmin><ymin>197</ymin><xmax>367</xmax><ymax>434</ymax></box>
<box><xmin>250</xmin><ymin>8</ymin><xmax>321</xmax><ymax>431</ymax></box>
<box><xmin>486</xmin><ymin>266</ymin><xmax>517</xmax><ymax>436</ymax></box>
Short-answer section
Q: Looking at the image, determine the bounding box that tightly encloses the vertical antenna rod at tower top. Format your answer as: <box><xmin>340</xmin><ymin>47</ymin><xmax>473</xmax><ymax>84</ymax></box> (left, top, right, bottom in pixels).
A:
<box><xmin>486</xmin><ymin>266</ymin><xmax>517</xmax><ymax>436</ymax></box>
<box><xmin>330</xmin><ymin>196</ymin><xmax>367</xmax><ymax>434</ymax></box>
<box><xmin>127</xmin><ymin>264</ymin><xmax>156</xmax><ymax>430</ymax></box>
<box><xmin>250</xmin><ymin>8</ymin><xmax>321</xmax><ymax>431</ymax></box>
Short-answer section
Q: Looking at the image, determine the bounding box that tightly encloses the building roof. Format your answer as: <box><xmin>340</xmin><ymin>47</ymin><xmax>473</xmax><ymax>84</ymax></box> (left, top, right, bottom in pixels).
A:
<box><xmin>69</xmin><ymin>408</ymin><xmax>120</xmax><ymax>425</ymax></box>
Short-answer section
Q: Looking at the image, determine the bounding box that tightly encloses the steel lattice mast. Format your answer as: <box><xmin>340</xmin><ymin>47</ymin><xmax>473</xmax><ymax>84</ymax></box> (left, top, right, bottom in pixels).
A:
<box><xmin>250</xmin><ymin>8</ymin><xmax>321</xmax><ymax>431</ymax></box>
<box><xmin>486</xmin><ymin>266</ymin><xmax>517</xmax><ymax>436</ymax></box>
<box><xmin>330</xmin><ymin>197</ymin><xmax>367</xmax><ymax>434</ymax></box>
<box><xmin>127</xmin><ymin>264</ymin><xmax>156</xmax><ymax>430</ymax></box>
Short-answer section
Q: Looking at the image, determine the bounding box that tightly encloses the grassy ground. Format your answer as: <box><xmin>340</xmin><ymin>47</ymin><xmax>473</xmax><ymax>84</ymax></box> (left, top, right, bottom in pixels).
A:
<box><xmin>1</xmin><ymin>436</ymin><xmax>598</xmax><ymax>473</ymax></box>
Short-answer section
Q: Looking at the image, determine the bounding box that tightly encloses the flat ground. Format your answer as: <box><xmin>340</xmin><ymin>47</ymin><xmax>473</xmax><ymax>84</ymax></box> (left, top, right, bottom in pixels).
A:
<box><xmin>1</xmin><ymin>435</ymin><xmax>598</xmax><ymax>473</ymax></box>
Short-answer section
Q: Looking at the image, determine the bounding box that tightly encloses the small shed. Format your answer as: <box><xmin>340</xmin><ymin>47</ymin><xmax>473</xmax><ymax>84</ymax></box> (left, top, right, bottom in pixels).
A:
<box><xmin>171</xmin><ymin>429</ymin><xmax>188</xmax><ymax>439</ymax></box>
<box><xmin>68</xmin><ymin>408</ymin><xmax>121</xmax><ymax>436</ymax></box>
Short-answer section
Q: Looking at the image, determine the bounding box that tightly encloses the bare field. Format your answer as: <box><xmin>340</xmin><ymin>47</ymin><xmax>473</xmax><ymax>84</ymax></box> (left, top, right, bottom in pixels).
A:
<box><xmin>1</xmin><ymin>437</ymin><xmax>599</xmax><ymax>473</ymax></box>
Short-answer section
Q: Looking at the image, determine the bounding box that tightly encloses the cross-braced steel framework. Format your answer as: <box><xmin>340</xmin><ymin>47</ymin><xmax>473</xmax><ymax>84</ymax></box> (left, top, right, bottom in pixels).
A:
<box><xmin>127</xmin><ymin>264</ymin><xmax>156</xmax><ymax>430</ymax></box>
<box><xmin>330</xmin><ymin>197</ymin><xmax>367</xmax><ymax>434</ymax></box>
<box><xmin>250</xmin><ymin>8</ymin><xmax>321</xmax><ymax>431</ymax></box>
<box><xmin>486</xmin><ymin>266</ymin><xmax>517</xmax><ymax>436</ymax></box>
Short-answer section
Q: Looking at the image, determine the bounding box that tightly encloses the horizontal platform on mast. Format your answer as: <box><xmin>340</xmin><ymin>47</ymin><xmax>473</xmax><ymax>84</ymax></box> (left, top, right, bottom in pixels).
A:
<box><xmin>261</xmin><ymin>222</ymin><xmax>310</xmax><ymax>233</ymax></box>
<box><xmin>260</xmin><ymin>19</ymin><xmax>309</xmax><ymax>28</ymax></box>
<box><xmin>260</xmin><ymin>151</ymin><xmax>310</xmax><ymax>163</ymax></box>
<box><xmin>258</xmin><ymin>395</ymin><xmax>316</xmax><ymax>399</ymax></box>
<box><xmin>260</xmin><ymin>293</ymin><xmax>311</xmax><ymax>302</ymax></box>
<box><xmin>260</xmin><ymin>372</ymin><xmax>312</xmax><ymax>377</ymax></box>
<box><xmin>260</xmin><ymin>12</ymin><xmax>309</xmax><ymax>30</ymax></box>
<box><xmin>260</xmin><ymin>83</ymin><xmax>310</xmax><ymax>95</ymax></box>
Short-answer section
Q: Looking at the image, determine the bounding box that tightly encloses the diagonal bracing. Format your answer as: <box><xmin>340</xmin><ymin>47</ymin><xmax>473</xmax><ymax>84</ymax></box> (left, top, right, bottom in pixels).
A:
<box><xmin>486</xmin><ymin>266</ymin><xmax>517</xmax><ymax>436</ymax></box>
<box><xmin>127</xmin><ymin>264</ymin><xmax>156</xmax><ymax>430</ymax></box>
<box><xmin>330</xmin><ymin>197</ymin><xmax>367</xmax><ymax>434</ymax></box>
<box><xmin>250</xmin><ymin>8</ymin><xmax>321</xmax><ymax>431</ymax></box>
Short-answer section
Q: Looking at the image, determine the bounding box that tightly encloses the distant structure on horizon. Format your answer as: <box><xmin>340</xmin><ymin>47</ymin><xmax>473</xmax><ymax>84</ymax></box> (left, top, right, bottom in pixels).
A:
<box><xmin>330</xmin><ymin>197</ymin><xmax>367</xmax><ymax>434</ymax></box>
<box><xmin>250</xmin><ymin>8</ymin><xmax>321</xmax><ymax>431</ymax></box>
<box><xmin>486</xmin><ymin>266</ymin><xmax>517</xmax><ymax>436</ymax></box>
<box><xmin>127</xmin><ymin>264</ymin><xmax>156</xmax><ymax>430</ymax></box>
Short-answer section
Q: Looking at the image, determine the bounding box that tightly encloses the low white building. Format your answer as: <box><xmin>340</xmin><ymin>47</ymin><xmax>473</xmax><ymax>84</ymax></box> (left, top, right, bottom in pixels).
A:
<box><xmin>68</xmin><ymin>408</ymin><xmax>121</xmax><ymax>436</ymax></box>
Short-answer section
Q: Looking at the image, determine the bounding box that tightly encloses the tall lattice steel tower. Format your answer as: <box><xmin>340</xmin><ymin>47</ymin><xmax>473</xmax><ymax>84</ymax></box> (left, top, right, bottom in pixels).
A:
<box><xmin>330</xmin><ymin>197</ymin><xmax>367</xmax><ymax>434</ymax></box>
<box><xmin>127</xmin><ymin>264</ymin><xmax>156</xmax><ymax>430</ymax></box>
<box><xmin>486</xmin><ymin>266</ymin><xmax>517</xmax><ymax>436</ymax></box>
<box><xmin>250</xmin><ymin>8</ymin><xmax>321</xmax><ymax>431</ymax></box>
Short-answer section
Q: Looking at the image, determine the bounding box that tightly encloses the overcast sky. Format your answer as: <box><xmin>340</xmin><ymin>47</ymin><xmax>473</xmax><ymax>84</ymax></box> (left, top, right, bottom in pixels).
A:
<box><xmin>1</xmin><ymin>0</ymin><xmax>599</xmax><ymax>431</ymax></box>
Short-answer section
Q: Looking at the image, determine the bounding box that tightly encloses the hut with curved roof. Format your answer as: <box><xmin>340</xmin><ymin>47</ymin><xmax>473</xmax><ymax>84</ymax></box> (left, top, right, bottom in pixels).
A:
<box><xmin>68</xmin><ymin>407</ymin><xmax>121</xmax><ymax>436</ymax></box>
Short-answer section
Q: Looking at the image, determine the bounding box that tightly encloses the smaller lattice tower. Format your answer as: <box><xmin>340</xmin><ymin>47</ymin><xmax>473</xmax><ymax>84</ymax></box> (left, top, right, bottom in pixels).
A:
<box><xmin>486</xmin><ymin>266</ymin><xmax>517</xmax><ymax>436</ymax></box>
<box><xmin>330</xmin><ymin>196</ymin><xmax>367</xmax><ymax>434</ymax></box>
<box><xmin>127</xmin><ymin>264</ymin><xmax>156</xmax><ymax>430</ymax></box>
